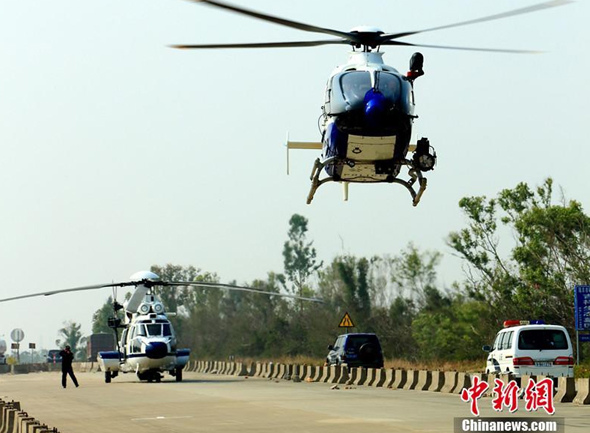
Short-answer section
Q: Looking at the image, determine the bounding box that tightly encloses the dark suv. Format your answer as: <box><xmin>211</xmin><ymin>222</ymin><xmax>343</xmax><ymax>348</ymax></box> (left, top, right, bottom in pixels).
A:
<box><xmin>326</xmin><ymin>333</ymin><xmax>384</xmax><ymax>368</ymax></box>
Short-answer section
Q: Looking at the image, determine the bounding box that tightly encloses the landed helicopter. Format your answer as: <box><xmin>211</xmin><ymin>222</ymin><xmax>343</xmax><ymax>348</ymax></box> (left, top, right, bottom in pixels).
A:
<box><xmin>0</xmin><ymin>270</ymin><xmax>321</xmax><ymax>383</ymax></box>
<box><xmin>174</xmin><ymin>0</ymin><xmax>570</xmax><ymax>205</ymax></box>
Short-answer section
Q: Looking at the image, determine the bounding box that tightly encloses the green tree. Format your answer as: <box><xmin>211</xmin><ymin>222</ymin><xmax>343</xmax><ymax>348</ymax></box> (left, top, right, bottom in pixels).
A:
<box><xmin>282</xmin><ymin>214</ymin><xmax>322</xmax><ymax>299</ymax></box>
<box><xmin>55</xmin><ymin>321</ymin><xmax>86</xmax><ymax>360</ymax></box>
<box><xmin>92</xmin><ymin>296</ymin><xmax>122</xmax><ymax>334</ymax></box>
<box><xmin>150</xmin><ymin>264</ymin><xmax>218</xmax><ymax>347</ymax></box>
<box><xmin>389</xmin><ymin>243</ymin><xmax>442</xmax><ymax>308</ymax></box>
<box><xmin>448</xmin><ymin>178</ymin><xmax>590</xmax><ymax>338</ymax></box>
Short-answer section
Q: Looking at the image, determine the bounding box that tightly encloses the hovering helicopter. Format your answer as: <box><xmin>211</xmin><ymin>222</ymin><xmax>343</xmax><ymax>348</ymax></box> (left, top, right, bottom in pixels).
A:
<box><xmin>0</xmin><ymin>270</ymin><xmax>321</xmax><ymax>383</ymax></box>
<box><xmin>173</xmin><ymin>0</ymin><xmax>570</xmax><ymax>205</ymax></box>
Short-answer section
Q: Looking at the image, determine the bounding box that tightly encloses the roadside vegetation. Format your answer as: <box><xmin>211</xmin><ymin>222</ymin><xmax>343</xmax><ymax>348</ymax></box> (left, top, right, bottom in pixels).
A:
<box><xmin>85</xmin><ymin>178</ymin><xmax>590</xmax><ymax>372</ymax></box>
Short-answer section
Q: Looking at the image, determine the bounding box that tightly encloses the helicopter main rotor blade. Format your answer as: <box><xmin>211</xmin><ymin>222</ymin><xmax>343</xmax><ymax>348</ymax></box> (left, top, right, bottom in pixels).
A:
<box><xmin>190</xmin><ymin>0</ymin><xmax>357</xmax><ymax>42</ymax></box>
<box><xmin>0</xmin><ymin>281</ymin><xmax>139</xmax><ymax>303</ymax></box>
<box><xmin>0</xmin><ymin>279</ymin><xmax>324</xmax><ymax>304</ymax></box>
<box><xmin>382</xmin><ymin>40</ymin><xmax>541</xmax><ymax>54</ymax></box>
<box><xmin>381</xmin><ymin>0</ymin><xmax>572</xmax><ymax>42</ymax></box>
<box><xmin>164</xmin><ymin>281</ymin><xmax>323</xmax><ymax>303</ymax></box>
<box><xmin>171</xmin><ymin>39</ymin><xmax>348</xmax><ymax>49</ymax></box>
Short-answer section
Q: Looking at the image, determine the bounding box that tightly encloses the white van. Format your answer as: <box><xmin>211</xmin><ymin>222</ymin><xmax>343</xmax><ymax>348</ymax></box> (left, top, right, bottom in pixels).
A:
<box><xmin>483</xmin><ymin>320</ymin><xmax>574</xmax><ymax>377</ymax></box>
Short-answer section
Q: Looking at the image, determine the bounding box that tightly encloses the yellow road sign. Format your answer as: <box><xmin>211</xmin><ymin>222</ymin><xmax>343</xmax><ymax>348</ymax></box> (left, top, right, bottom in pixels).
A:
<box><xmin>338</xmin><ymin>312</ymin><xmax>355</xmax><ymax>328</ymax></box>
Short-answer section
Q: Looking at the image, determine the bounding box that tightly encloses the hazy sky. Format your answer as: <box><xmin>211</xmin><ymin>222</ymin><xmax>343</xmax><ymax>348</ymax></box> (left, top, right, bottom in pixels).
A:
<box><xmin>0</xmin><ymin>0</ymin><xmax>587</xmax><ymax>351</ymax></box>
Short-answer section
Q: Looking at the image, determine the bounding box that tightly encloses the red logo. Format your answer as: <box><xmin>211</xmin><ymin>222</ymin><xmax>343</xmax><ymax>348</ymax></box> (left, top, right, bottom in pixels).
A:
<box><xmin>460</xmin><ymin>376</ymin><xmax>489</xmax><ymax>416</ymax></box>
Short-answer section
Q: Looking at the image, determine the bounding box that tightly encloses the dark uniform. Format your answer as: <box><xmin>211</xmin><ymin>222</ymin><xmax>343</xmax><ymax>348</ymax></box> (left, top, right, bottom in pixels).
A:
<box><xmin>59</xmin><ymin>346</ymin><xmax>79</xmax><ymax>388</ymax></box>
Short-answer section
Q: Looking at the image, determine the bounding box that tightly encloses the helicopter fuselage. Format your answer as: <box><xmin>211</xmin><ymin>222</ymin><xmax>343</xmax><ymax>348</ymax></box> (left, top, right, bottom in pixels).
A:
<box><xmin>98</xmin><ymin>275</ymin><xmax>190</xmax><ymax>382</ymax></box>
<box><xmin>320</xmin><ymin>51</ymin><xmax>416</xmax><ymax>182</ymax></box>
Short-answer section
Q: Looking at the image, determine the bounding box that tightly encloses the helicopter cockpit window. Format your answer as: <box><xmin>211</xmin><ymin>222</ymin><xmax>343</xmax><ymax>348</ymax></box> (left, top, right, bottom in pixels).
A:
<box><xmin>376</xmin><ymin>72</ymin><xmax>401</xmax><ymax>101</ymax></box>
<box><xmin>146</xmin><ymin>324</ymin><xmax>170</xmax><ymax>337</ymax></box>
<box><xmin>136</xmin><ymin>325</ymin><xmax>146</xmax><ymax>337</ymax></box>
<box><xmin>337</xmin><ymin>71</ymin><xmax>401</xmax><ymax>111</ymax></box>
<box><xmin>339</xmin><ymin>71</ymin><xmax>372</xmax><ymax>109</ymax></box>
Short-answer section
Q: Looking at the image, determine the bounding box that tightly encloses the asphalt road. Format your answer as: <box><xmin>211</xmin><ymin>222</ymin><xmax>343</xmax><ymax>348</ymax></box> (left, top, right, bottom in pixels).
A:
<box><xmin>1</xmin><ymin>371</ymin><xmax>589</xmax><ymax>432</ymax></box>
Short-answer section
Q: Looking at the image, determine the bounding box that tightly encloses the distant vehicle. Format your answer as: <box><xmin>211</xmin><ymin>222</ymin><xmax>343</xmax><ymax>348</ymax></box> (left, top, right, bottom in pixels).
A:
<box><xmin>0</xmin><ymin>338</ymin><xmax>6</xmax><ymax>364</ymax></box>
<box><xmin>326</xmin><ymin>333</ymin><xmax>384</xmax><ymax>368</ymax></box>
<box><xmin>483</xmin><ymin>320</ymin><xmax>574</xmax><ymax>377</ymax></box>
<box><xmin>47</xmin><ymin>349</ymin><xmax>62</xmax><ymax>363</ymax></box>
<box><xmin>87</xmin><ymin>333</ymin><xmax>115</xmax><ymax>362</ymax></box>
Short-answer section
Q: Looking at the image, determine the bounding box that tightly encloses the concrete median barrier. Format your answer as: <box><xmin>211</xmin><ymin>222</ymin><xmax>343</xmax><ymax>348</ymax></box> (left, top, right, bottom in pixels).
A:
<box><xmin>291</xmin><ymin>365</ymin><xmax>301</xmax><ymax>381</ymax></box>
<box><xmin>311</xmin><ymin>366</ymin><xmax>323</xmax><ymax>382</ymax></box>
<box><xmin>428</xmin><ymin>371</ymin><xmax>444</xmax><ymax>392</ymax></box>
<box><xmin>302</xmin><ymin>365</ymin><xmax>315</xmax><ymax>381</ymax></box>
<box><xmin>234</xmin><ymin>363</ymin><xmax>248</xmax><ymax>376</ymax></box>
<box><xmin>384</xmin><ymin>369</ymin><xmax>395</xmax><ymax>388</ymax></box>
<box><xmin>11</xmin><ymin>365</ymin><xmax>30</xmax><ymax>375</ymax></box>
<box><xmin>283</xmin><ymin>364</ymin><xmax>294</xmax><ymax>380</ymax></box>
<box><xmin>403</xmin><ymin>370</ymin><xmax>418</xmax><ymax>390</ymax></box>
<box><xmin>366</xmin><ymin>368</ymin><xmax>378</xmax><ymax>386</ymax></box>
<box><xmin>1</xmin><ymin>407</ymin><xmax>17</xmax><ymax>433</ymax></box>
<box><xmin>353</xmin><ymin>368</ymin><xmax>367</xmax><ymax>386</ymax></box>
<box><xmin>441</xmin><ymin>372</ymin><xmax>458</xmax><ymax>393</ymax></box>
<box><xmin>336</xmin><ymin>366</ymin><xmax>349</xmax><ymax>384</ymax></box>
<box><xmin>391</xmin><ymin>369</ymin><xmax>407</xmax><ymax>389</ymax></box>
<box><xmin>573</xmin><ymin>378</ymin><xmax>590</xmax><ymax>405</ymax></box>
<box><xmin>346</xmin><ymin>367</ymin><xmax>358</xmax><ymax>385</ymax></box>
<box><xmin>416</xmin><ymin>370</ymin><xmax>432</xmax><ymax>391</ymax></box>
<box><xmin>454</xmin><ymin>372</ymin><xmax>471</xmax><ymax>395</ymax></box>
<box><xmin>320</xmin><ymin>365</ymin><xmax>331</xmax><ymax>383</ymax></box>
<box><xmin>328</xmin><ymin>366</ymin><xmax>341</xmax><ymax>384</ymax></box>
<box><xmin>484</xmin><ymin>373</ymin><xmax>498</xmax><ymax>397</ymax></box>
<box><xmin>0</xmin><ymin>401</ymin><xmax>58</xmax><ymax>433</ymax></box>
<box><xmin>17</xmin><ymin>415</ymin><xmax>37</xmax><ymax>433</ymax></box>
<box><xmin>554</xmin><ymin>377</ymin><xmax>576</xmax><ymax>403</ymax></box>
<box><xmin>518</xmin><ymin>374</ymin><xmax>534</xmax><ymax>396</ymax></box>
<box><xmin>373</xmin><ymin>369</ymin><xmax>387</xmax><ymax>387</ymax></box>
<box><xmin>273</xmin><ymin>364</ymin><xmax>284</xmax><ymax>379</ymax></box>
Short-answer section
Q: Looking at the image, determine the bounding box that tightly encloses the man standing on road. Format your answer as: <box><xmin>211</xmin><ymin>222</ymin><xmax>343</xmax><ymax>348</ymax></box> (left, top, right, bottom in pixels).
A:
<box><xmin>59</xmin><ymin>345</ymin><xmax>79</xmax><ymax>389</ymax></box>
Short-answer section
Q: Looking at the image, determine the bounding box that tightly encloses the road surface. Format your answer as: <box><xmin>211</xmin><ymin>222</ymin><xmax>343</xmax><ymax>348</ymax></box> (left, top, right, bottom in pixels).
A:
<box><xmin>1</xmin><ymin>371</ymin><xmax>589</xmax><ymax>432</ymax></box>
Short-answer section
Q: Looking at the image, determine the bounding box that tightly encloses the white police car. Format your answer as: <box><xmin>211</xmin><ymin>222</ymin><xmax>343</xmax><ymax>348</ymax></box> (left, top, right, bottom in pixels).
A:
<box><xmin>483</xmin><ymin>320</ymin><xmax>574</xmax><ymax>377</ymax></box>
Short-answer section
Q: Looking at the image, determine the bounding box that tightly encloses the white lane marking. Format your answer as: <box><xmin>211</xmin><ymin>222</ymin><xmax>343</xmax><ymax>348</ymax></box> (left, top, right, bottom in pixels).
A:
<box><xmin>131</xmin><ymin>416</ymin><xmax>194</xmax><ymax>421</ymax></box>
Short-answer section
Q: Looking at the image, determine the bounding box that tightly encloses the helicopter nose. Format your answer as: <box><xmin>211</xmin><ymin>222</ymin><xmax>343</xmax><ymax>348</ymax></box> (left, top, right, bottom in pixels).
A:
<box><xmin>364</xmin><ymin>89</ymin><xmax>388</xmax><ymax>128</ymax></box>
<box><xmin>145</xmin><ymin>342</ymin><xmax>168</xmax><ymax>359</ymax></box>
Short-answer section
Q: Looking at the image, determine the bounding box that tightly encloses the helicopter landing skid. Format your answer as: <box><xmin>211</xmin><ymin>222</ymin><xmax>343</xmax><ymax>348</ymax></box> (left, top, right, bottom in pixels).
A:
<box><xmin>306</xmin><ymin>157</ymin><xmax>428</xmax><ymax>206</ymax></box>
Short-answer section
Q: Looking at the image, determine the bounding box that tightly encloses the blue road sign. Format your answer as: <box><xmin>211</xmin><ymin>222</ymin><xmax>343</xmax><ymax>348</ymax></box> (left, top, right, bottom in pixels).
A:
<box><xmin>579</xmin><ymin>334</ymin><xmax>590</xmax><ymax>343</ymax></box>
<box><xmin>574</xmin><ymin>285</ymin><xmax>590</xmax><ymax>331</ymax></box>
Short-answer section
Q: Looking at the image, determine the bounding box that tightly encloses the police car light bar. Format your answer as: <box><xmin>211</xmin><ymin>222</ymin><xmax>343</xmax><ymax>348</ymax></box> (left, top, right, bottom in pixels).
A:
<box><xmin>503</xmin><ymin>320</ymin><xmax>545</xmax><ymax>328</ymax></box>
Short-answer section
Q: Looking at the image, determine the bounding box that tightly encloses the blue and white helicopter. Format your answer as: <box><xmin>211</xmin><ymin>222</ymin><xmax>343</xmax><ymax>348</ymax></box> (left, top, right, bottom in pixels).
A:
<box><xmin>0</xmin><ymin>270</ymin><xmax>321</xmax><ymax>383</ymax></box>
<box><xmin>174</xmin><ymin>0</ymin><xmax>570</xmax><ymax>205</ymax></box>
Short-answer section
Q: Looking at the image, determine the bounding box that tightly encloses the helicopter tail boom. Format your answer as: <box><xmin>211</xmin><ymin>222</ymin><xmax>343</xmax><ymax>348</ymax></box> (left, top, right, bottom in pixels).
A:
<box><xmin>286</xmin><ymin>139</ymin><xmax>322</xmax><ymax>175</ymax></box>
